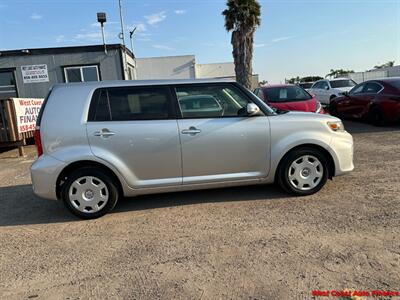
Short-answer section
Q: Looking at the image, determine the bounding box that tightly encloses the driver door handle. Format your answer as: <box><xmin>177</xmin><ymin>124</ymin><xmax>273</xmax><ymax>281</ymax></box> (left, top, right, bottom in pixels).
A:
<box><xmin>181</xmin><ymin>126</ymin><xmax>201</xmax><ymax>135</ymax></box>
<box><xmin>93</xmin><ymin>128</ymin><xmax>115</xmax><ymax>138</ymax></box>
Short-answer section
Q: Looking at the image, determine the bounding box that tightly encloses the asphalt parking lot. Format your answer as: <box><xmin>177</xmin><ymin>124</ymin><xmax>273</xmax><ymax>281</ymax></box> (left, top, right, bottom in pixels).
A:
<box><xmin>0</xmin><ymin>121</ymin><xmax>399</xmax><ymax>299</ymax></box>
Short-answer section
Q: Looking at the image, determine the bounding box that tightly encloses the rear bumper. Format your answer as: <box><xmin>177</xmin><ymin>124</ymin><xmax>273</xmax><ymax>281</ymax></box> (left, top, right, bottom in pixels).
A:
<box><xmin>328</xmin><ymin>131</ymin><xmax>354</xmax><ymax>176</ymax></box>
<box><xmin>30</xmin><ymin>155</ymin><xmax>66</xmax><ymax>200</ymax></box>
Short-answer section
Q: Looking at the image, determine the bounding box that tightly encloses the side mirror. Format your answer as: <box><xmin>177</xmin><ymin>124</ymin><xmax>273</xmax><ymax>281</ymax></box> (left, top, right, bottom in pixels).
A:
<box><xmin>247</xmin><ymin>103</ymin><xmax>260</xmax><ymax>116</ymax></box>
<box><xmin>342</xmin><ymin>91</ymin><xmax>350</xmax><ymax>97</ymax></box>
<box><xmin>325</xmin><ymin>86</ymin><xmax>330</xmax><ymax>90</ymax></box>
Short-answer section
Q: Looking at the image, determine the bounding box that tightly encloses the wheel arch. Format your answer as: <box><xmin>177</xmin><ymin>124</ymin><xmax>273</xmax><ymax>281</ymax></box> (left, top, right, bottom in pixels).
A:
<box><xmin>274</xmin><ymin>143</ymin><xmax>335</xmax><ymax>182</ymax></box>
<box><xmin>56</xmin><ymin>160</ymin><xmax>124</xmax><ymax>199</ymax></box>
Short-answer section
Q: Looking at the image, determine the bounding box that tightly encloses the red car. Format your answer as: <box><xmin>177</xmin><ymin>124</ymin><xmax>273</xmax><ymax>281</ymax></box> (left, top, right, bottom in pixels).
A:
<box><xmin>329</xmin><ymin>78</ymin><xmax>400</xmax><ymax>125</ymax></box>
<box><xmin>254</xmin><ymin>84</ymin><xmax>325</xmax><ymax>114</ymax></box>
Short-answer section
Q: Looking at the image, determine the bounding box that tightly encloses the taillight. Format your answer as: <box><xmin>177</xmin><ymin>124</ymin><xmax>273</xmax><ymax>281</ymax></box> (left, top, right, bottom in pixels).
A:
<box><xmin>34</xmin><ymin>127</ymin><xmax>43</xmax><ymax>157</ymax></box>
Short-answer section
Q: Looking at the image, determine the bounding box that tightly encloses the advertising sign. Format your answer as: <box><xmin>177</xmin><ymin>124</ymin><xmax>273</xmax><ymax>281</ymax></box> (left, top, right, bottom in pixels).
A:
<box><xmin>12</xmin><ymin>98</ymin><xmax>44</xmax><ymax>134</ymax></box>
<box><xmin>21</xmin><ymin>64</ymin><xmax>49</xmax><ymax>83</ymax></box>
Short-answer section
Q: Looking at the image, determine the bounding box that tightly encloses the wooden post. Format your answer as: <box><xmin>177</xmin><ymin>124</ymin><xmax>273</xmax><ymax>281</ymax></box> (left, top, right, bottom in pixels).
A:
<box><xmin>18</xmin><ymin>138</ymin><xmax>26</xmax><ymax>157</ymax></box>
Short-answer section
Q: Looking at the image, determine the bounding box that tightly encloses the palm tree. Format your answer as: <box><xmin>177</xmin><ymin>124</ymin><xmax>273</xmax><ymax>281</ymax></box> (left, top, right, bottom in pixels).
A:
<box><xmin>325</xmin><ymin>69</ymin><xmax>354</xmax><ymax>78</ymax></box>
<box><xmin>374</xmin><ymin>61</ymin><xmax>395</xmax><ymax>69</ymax></box>
<box><xmin>223</xmin><ymin>0</ymin><xmax>261</xmax><ymax>89</ymax></box>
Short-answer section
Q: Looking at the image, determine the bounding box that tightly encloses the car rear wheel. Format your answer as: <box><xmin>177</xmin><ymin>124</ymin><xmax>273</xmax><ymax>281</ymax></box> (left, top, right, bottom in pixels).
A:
<box><xmin>277</xmin><ymin>148</ymin><xmax>329</xmax><ymax>196</ymax></box>
<box><xmin>61</xmin><ymin>167</ymin><xmax>119</xmax><ymax>219</ymax></box>
<box><xmin>369</xmin><ymin>107</ymin><xmax>386</xmax><ymax>126</ymax></box>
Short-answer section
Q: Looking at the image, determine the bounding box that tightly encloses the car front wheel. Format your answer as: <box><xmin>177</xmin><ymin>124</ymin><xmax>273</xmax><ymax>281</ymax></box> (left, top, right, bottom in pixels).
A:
<box><xmin>277</xmin><ymin>148</ymin><xmax>329</xmax><ymax>196</ymax></box>
<box><xmin>61</xmin><ymin>167</ymin><xmax>119</xmax><ymax>219</ymax></box>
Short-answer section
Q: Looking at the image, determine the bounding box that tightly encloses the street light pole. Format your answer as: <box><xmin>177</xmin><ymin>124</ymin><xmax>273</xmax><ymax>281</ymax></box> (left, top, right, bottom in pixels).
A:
<box><xmin>118</xmin><ymin>0</ymin><xmax>128</xmax><ymax>78</ymax></box>
<box><xmin>101</xmin><ymin>24</ymin><xmax>107</xmax><ymax>54</ymax></box>
<box><xmin>97</xmin><ymin>12</ymin><xmax>107</xmax><ymax>54</ymax></box>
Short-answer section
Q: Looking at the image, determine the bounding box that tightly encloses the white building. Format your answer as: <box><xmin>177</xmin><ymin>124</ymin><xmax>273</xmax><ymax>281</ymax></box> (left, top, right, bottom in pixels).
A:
<box><xmin>346</xmin><ymin>65</ymin><xmax>400</xmax><ymax>83</ymax></box>
<box><xmin>136</xmin><ymin>55</ymin><xmax>196</xmax><ymax>80</ymax></box>
<box><xmin>136</xmin><ymin>55</ymin><xmax>258</xmax><ymax>88</ymax></box>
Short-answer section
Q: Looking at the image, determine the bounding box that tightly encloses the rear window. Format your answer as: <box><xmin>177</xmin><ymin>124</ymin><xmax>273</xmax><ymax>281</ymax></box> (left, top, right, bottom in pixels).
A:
<box><xmin>330</xmin><ymin>79</ymin><xmax>356</xmax><ymax>88</ymax></box>
<box><xmin>88</xmin><ymin>86</ymin><xmax>173</xmax><ymax>121</ymax></box>
<box><xmin>263</xmin><ymin>86</ymin><xmax>312</xmax><ymax>102</ymax></box>
<box><xmin>298</xmin><ymin>83</ymin><xmax>313</xmax><ymax>89</ymax></box>
<box><xmin>386</xmin><ymin>79</ymin><xmax>400</xmax><ymax>90</ymax></box>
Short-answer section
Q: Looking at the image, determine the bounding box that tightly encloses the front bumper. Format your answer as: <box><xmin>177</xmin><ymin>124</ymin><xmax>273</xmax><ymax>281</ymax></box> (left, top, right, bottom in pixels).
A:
<box><xmin>30</xmin><ymin>155</ymin><xmax>66</xmax><ymax>200</ymax></box>
<box><xmin>328</xmin><ymin>131</ymin><xmax>354</xmax><ymax>176</ymax></box>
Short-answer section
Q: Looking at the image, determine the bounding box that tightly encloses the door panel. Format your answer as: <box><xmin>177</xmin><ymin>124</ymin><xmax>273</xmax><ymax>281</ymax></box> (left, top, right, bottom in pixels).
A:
<box><xmin>177</xmin><ymin>117</ymin><xmax>270</xmax><ymax>184</ymax></box>
<box><xmin>86</xmin><ymin>86</ymin><xmax>182</xmax><ymax>189</ymax></box>
<box><xmin>350</xmin><ymin>94</ymin><xmax>375</xmax><ymax>118</ymax></box>
<box><xmin>87</xmin><ymin>120</ymin><xmax>182</xmax><ymax>188</ymax></box>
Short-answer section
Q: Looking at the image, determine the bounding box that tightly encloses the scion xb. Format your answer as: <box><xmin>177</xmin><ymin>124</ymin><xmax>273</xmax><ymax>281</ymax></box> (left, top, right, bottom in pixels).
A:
<box><xmin>31</xmin><ymin>79</ymin><xmax>354</xmax><ymax>219</ymax></box>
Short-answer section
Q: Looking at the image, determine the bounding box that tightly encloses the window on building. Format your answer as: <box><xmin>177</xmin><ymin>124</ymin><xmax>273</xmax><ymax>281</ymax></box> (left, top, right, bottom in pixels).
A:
<box><xmin>0</xmin><ymin>70</ymin><xmax>17</xmax><ymax>99</ymax></box>
<box><xmin>64</xmin><ymin>65</ymin><xmax>99</xmax><ymax>83</ymax></box>
<box><xmin>127</xmin><ymin>64</ymin><xmax>135</xmax><ymax>80</ymax></box>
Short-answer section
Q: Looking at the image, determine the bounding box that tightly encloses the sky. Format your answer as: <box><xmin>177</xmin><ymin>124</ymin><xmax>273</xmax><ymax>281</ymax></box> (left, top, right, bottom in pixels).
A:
<box><xmin>0</xmin><ymin>0</ymin><xmax>399</xmax><ymax>83</ymax></box>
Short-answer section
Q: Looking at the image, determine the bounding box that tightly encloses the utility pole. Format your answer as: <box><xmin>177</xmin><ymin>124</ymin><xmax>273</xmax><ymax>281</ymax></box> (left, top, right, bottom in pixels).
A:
<box><xmin>129</xmin><ymin>27</ymin><xmax>137</xmax><ymax>55</ymax></box>
<box><xmin>118</xmin><ymin>0</ymin><xmax>128</xmax><ymax>79</ymax></box>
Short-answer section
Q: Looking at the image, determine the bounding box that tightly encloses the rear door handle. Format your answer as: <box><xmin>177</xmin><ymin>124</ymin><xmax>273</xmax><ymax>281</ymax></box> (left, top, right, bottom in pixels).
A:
<box><xmin>181</xmin><ymin>126</ymin><xmax>201</xmax><ymax>135</ymax></box>
<box><xmin>93</xmin><ymin>128</ymin><xmax>115</xmax><ymax>138</ymax></box>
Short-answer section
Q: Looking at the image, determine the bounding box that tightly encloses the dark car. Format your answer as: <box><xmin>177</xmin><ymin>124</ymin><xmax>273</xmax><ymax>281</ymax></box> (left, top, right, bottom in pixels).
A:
<box><xmin>298</xmin><ymin>82</ymin><xmax>313</xmax><ymax>90</ymax></box>
<box><xmin>329</xmin><ymin>78</ymin><xmax>400</xmax><ymax>125</ymax></box>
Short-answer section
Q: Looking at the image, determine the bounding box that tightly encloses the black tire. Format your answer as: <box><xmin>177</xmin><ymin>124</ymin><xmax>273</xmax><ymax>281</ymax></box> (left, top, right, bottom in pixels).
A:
<box><xmin>61</xmin><ymin>167</ymin><xmax>119</xmax><ymax>219</ymax></box>
<box><xmin>329</xmin><ymin>103</ymin><xmax>338</xmax><ymax>116</ymax></box>
<box><xmin>277</xmin><ymin>147</ymin><xmax>329</xmax><ymax>196</ymax></box>
<box><xmin>368</xmin><ymin>107</ymin><xmax>386</xmax><ymax>126</ymax></box>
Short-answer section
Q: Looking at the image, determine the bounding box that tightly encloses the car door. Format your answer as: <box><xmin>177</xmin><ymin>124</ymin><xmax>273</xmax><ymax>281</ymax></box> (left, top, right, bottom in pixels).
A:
<box><xmin>174</xmin><ymin>83</ymin><xmax>271</xmax><ymax>184</ymax></box>
<box><xmin>86</xmin><ymin>86</ymin><xmax>182</xmax><ymax>188</ymax></box>
<box><xmin>310</xmin><ymin>81</ymin><xmax>326</xmax><ymax>104</ymax></box>
<box><xmin>319</xmin><ymin>81</ymin><xmax>331</xmax><ymax>104</ymax></box>
<box><xmin>336</xmin><ymin>83</ymin><xmax>365</xmax><ymax>118</ymax></box>
<box><xmin>337</xmin><ymin>83</ymin><xmax>379</xmax><ymax>118</ymax></box>
<box><xmin>350</xmin><ymin>82</ymin><xmax>380</xmax><ymax>118</ymax></box>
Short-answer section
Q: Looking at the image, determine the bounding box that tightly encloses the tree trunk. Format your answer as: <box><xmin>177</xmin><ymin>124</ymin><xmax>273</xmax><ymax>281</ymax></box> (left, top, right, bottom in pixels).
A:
<box><xmin>231</xmin><ymin>29</ymin><xmax>254</xmax><ymax>89</ymax></box>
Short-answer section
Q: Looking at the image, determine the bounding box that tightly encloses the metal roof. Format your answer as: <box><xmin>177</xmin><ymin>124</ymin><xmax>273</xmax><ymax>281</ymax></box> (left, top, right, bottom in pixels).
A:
<box><xmin>53</xmin><ymin>78</ymin><xmax>237</xmax><ymax>89</ymax></box>
<box><xmin>0</xmin><ymin>44</ymin><xmax>134</xmax><ymax>58</ymax></box>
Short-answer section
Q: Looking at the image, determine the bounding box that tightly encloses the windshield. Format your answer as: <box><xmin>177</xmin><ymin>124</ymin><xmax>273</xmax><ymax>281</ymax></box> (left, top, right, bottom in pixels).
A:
<box><xmin>264</xmin><ymin>86</ymin><xmax>312</xmax><ymax>102</ymax></box>
<box><xmin>330</xmin><ymin>79</ymin><xmax>356</xmax><ymax>88</ymax></box>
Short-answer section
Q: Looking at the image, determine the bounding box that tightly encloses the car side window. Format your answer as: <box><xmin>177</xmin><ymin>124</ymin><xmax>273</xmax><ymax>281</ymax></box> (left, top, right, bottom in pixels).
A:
<box><xmin>175</xmin><ymin>84</ymin><xmax>250</xmax><ymax>118</ymax></box>
<box><xmin>363</xmin><ymin>82</ymin><xmax>382</xmax><ymax>94</ymax></box>
<box><xmin>88</xmin><ymin>86</ymin><xmax>173</xmax><ymax>121</ymax></box>
<box><xmin>320</xmin><ymin>81</ymin><xmax>329</xmax><ymax>90</ymax></box>
<box><xmin>91</xmin><ymin>89</ymin><xmax>111</xmax><ymax>121</ymax></box>
<box><xmin>312</xmin><ymin>81</ymin><xmax>323</xmax><ymax>89</ymax></box>
<box><xmin>349</xmin><ymin>83</ymin><xmax>365</xmax><ymax>95</ymax></box>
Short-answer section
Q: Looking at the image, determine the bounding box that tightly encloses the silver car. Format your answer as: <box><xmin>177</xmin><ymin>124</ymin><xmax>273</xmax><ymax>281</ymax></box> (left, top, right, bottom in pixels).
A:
<box><xmin>31</xmin><ymin>79</ymin><xmax>354</xmax><ymax>219</ymax></box>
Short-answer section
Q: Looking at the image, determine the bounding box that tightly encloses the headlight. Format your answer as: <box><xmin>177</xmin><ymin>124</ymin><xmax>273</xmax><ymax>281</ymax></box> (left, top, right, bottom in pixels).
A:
<box><xmin>315</xmin><ymin>101</ymin><xmax>322</xmax><ymax>113</ymax></box>
<box><xmin>327</xmin><ymin>121</ymin><xmax>345</xmax><ymax>132</ymax></box>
